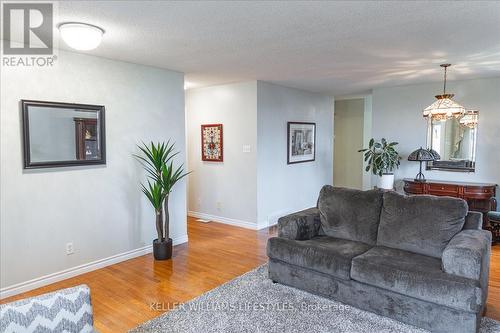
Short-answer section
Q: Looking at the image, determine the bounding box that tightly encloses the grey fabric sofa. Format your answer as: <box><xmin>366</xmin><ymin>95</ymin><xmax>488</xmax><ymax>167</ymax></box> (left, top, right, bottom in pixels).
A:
<box><xmin>267</xmin><ymin>186</ymin><xmax>491</xmax><ymax>333</ymax></box>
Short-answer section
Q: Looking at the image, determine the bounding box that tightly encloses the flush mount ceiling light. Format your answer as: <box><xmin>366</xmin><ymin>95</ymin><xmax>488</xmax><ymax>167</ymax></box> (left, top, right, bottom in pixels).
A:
<box><xmin>422</xmin><ymin>64</ymin><xmax>466</xmax><ymax>121</ymax></box>
<box><xmin>58</xmin><ymin>22</ymin><xmax>104</xmax><ymax>51</ymax></box>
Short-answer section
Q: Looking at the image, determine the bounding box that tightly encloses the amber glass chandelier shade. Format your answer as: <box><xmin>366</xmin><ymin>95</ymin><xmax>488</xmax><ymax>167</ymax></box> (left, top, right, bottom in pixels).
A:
<box><xmin>422</xmin><ymin>94</ymin><xmax>466</xmax><ymax>120</ymax></box>
<box><xmin>459</xmin><ymin>110</ymin><xmax>479</xmax><ymax>128</ymax></box>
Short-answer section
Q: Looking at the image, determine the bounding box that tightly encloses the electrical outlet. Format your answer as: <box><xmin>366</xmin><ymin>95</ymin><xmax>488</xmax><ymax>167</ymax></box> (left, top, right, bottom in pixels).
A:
<box><xmin>216</xmin><ymin>201</ymin><xmax>222</xmax><ymax>211</ymax></box>
<box><xmin>66</xmin><ymin>242</ymin><xmax>74</xmax><ymax>255</ymax></box>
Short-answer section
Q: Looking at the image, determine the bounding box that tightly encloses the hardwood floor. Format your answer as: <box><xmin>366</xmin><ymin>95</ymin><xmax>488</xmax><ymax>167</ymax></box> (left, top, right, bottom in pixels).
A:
<box><xmin>488</xmin><ymin>243</ymin><xmax>500</xmax><ymax>320</ymax></box>
<box><xmin>2</xmin><ymin>218</ymin><xmax>500</xmax><ymax>332</ymax></box>
<box><xmin>1</xmin><ymin>218</ymin><xmax>275</xmax><ymax>332</ymax></box>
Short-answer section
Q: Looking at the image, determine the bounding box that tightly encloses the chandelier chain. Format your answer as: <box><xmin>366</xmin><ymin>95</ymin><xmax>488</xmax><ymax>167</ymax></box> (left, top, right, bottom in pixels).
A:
<box><xmin>443</xmin><ymin>66</ymin><xmax>447</xmax><ymax>95</ymax></box>
<box><xmin>440</xmin><ymin>63</ymin><xmax>451</xmax><ymax>95</ymax></box>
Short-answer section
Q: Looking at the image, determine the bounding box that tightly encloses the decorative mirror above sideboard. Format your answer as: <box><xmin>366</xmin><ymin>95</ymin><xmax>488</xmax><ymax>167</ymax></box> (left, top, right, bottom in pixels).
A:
<box><xmin>421</xmin><ymin>64</ymin><xmax>478</xmax><ymax>172</ymax></box>
<box><xmin>22</xmin><ymin>100</ymin><xmax>106</xmax><ymax>169</ymax></box>
<box><xmin>426</xmin><ymin>110</ymin><xmax>478</xmax><ymax>172</ymax></box>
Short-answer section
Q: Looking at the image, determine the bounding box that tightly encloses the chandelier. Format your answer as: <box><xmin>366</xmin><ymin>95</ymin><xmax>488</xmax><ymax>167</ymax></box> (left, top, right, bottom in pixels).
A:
<box><xmin>422</xmin><ymin>64</ymin><xmax>466</xmax><ymax>120</ymax></box>
<box><xmin>459</xmin><ymin>110</ymin><xmax>479</xmax><ymax>128</ymax></box>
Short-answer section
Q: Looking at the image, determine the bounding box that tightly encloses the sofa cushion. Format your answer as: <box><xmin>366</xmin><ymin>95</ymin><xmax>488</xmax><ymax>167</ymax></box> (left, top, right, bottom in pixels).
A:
<box><xmin>267</xmin><ymin>236</ymin><xmax>372</xmax><ymax>280</ymax></box>
<box><xmin>351</xmin><ymin>246</ymin><xmax>482</xmax><ymax>312</ymax></box>
<box><xmin>377</xmin><ymin>191</ymin><xmax>467</xmax><ymax>258</ymax></box>
<box><xmin>317</xmin><ymin>186</ymin><xmax>383</xmax><ymax>245</ymax></box>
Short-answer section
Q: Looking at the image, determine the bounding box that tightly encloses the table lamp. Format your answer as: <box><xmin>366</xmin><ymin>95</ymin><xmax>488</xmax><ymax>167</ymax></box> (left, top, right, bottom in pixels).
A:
<box><xmin>408</xmin><ymin>147</ymin><xmax>435</xmax><ymax>182</ymax></box>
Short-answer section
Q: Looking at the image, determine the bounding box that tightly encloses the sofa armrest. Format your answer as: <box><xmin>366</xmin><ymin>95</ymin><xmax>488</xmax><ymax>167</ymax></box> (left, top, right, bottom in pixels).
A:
<box><xmin>442</xmin><ymin>229</ymin><xmax>492</xmax><ymax>281</ymax></box>
<box><xmin>463</xmin><ymin>211</ymin><xmax>483</xmax><ymax>230</ymax></box>
<box><xmin>277</xmin><ymin>207</ymin><xmax>321</xmax><ymax>240</ymax></box>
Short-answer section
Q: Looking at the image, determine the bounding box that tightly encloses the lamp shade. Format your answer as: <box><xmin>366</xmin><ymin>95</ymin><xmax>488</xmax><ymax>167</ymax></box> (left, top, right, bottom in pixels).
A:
<box><xmin>408</xmin><ymin>147</ymin><xmax>435</xmax><ymax>161</ymax></box>
<box><xmin>427</xmin><ymin>148</ymin><xmax>441</xmax><ymax>160</ymax></box>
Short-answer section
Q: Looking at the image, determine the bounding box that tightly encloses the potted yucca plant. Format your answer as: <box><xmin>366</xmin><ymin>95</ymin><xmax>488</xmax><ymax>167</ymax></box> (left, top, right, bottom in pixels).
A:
<box><xmin>358</xmin><ymin>138</ymin><xmax>401</xmax><ymax>190</ymax></box>
<box><xmin>135</xmin><ymin>141</ymin><xmax>189</xmax><ymax>260</ymax></box>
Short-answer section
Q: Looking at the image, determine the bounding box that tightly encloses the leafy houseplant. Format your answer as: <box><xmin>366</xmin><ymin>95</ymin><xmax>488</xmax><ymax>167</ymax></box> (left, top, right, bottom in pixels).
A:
<box><xmin>358</xmin><ymin>138</ymin><xmax>401</xmax><ymax>190</ymax></box>
<box><xmin>135</xmin><ymin>141</ymin><xmax>189</xmax><ymax>260</ymax></box>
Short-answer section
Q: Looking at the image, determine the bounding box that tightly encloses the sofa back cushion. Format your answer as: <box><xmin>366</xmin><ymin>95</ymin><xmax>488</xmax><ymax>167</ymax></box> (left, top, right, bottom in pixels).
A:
<box><xmin>317</xmin><ymin>186</ymin><xmax>383</xmax><ymax>245</ymax></box>
<box><xmin>377</xmin><ymin>191</ymin><xmax>468</xmax><ymax>258</ymax></box>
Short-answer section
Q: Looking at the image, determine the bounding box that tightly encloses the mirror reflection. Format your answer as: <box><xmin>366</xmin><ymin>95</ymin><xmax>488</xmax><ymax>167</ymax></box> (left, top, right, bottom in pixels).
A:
<box><xmin>427</xmin><ymin>110</ymin><xmax>478</xmax><ymax>172</ymax></box>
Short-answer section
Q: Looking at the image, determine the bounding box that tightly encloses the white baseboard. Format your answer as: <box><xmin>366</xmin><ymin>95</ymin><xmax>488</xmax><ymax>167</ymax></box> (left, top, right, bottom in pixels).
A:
<box><xmin>188</xmin><ymin>208</ymin><xmax>313</xmax><ymax>231</ymax></box>
<box><xmin>188</xmin><ymin>211</ymin><xmax>267</xmax><ymax>230</ymax></box>
<box><xmin>0</xmin><ymin>234</ymin><xmax>188</xmax><ymax>299</ymax></box>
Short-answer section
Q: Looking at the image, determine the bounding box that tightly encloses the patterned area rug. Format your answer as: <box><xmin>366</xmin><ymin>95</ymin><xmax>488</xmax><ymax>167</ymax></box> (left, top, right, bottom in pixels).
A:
<box><xmin>131</xmin><ymin>265</ymin><xmax>500</xmax><ymax>333</ymax></box>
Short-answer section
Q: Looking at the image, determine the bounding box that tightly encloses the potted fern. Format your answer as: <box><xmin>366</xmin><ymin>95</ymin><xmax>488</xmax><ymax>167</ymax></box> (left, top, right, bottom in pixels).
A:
<box><xmin>358</xmin><ymin>138</ymin><xmax>401</xmax><ymax>190</ymax></box>
<box><xmin>135</xmin><ymin>141</ymin><xmax>189</xmax><ymax>260</ymax></box>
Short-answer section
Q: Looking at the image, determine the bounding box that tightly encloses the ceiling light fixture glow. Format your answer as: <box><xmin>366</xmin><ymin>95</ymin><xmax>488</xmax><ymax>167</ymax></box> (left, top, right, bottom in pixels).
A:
<box><xmin>59</xmin><ymin>22</ymin><xmax>105</xmax><ymax>51</ymax></box>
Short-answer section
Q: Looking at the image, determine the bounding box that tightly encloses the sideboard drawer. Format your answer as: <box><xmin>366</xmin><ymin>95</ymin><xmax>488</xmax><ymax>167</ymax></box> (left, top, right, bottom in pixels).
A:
<box><xmin>464</xmin><ymin>186</ymin><xmax>495</xmax><ymax>199</ymax></box>
<box><xmin>428</xmin><ymin>183</ymin><xmax>459</xmax><ymax>196</ymax></box>
<box><xmin>464</xmin><ymin>186</ymin><xmax>495</xmax><ymax>195</ymax></box>
<box><xmin>404</xmin><ymin>181</ymin><xmax>424</xmax><ymax>194</ymax></box>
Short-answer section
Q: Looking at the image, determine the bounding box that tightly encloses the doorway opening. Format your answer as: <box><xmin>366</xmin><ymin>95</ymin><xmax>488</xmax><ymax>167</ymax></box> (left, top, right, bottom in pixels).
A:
<box><xmin>333</xmin><ymin>97</ymin><xmax>372</xmax><ymax>190</ymax></box>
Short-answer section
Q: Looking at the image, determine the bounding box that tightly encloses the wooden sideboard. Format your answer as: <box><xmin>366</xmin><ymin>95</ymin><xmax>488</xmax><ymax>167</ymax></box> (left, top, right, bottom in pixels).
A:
<box><xmin>403</xmin><ymin>179</ymin><xmax>497</xmax><ymax>228</ymax></box>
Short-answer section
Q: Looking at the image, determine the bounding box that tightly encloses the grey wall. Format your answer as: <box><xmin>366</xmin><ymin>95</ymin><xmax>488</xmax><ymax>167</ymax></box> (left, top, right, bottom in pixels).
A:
<box><xmin>257</xmin><ymin>81</ymin><xmax>334</xmax><ymax>226</ymax></box>
<box><xmin>185</xmin><ymin>81</ymin><xmax>333</xmax><ymax>228</ymax></box>
<box><xmin>186</xmin><ymin>82</ymin><xmax>258</xmax><ymax>224</ymax></box>
<box><xmin>372</xmin><ymin>77</ymin><xmax>500</xmax><ymax>192</ymax></box>
<box><xmin>0</xmin><ymin>50</ymin><xmax>187</xmax><ymax>289</ymax></box>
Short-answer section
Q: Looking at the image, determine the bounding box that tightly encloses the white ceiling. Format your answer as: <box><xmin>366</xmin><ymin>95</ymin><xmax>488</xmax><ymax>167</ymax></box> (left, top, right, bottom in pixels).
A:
<box><xmin>51</xmin><ymin>1</ymin><xmax>500</xmax><ymax>95</ymax></box>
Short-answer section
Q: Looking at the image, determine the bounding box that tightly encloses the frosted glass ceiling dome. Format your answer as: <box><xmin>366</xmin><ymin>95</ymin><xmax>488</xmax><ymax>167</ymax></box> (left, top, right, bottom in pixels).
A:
<box><xmin>59</xmin><ymin>22</ymin><xmax>105</xmax><ymax>51</ymax></box>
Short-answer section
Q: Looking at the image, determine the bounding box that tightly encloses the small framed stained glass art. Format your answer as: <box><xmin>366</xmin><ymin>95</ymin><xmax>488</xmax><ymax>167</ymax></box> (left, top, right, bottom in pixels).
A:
<box><xmin>201</xmin><ymin>124</ymin><xmax>223</xmax><ymax>162</ymax></box>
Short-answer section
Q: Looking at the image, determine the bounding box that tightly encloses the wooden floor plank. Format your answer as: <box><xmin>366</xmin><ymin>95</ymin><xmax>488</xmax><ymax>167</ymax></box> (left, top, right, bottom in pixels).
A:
<box><xmin>1</xmin><ymin>217</ymin><xmax>499</xmax><ymax>332</ymax></box>
<box><xmin>1</xmin><ymin>218</ymin><xmax>272</xmax><ymax>332</ymax></box>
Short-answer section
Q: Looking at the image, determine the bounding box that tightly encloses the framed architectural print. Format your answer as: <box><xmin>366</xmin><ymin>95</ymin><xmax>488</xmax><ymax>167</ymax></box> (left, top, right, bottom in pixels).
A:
<box><xmin>287</xmin><ymin>122</ymin><xmax>316</xmax><ymax>164</ymax></box>
<box><xmin>201</xmin><ymin>124</ymin><xmax>223</xmax><ymax>162</ymax></box>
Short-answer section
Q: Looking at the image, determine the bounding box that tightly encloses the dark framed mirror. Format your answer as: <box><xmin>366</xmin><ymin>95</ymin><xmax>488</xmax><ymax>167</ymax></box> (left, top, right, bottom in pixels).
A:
<box><xmin>22</xmin><ymin>100</ymin><xmax>106</xmax><ymax>169</ymax></box>
<box><xmin>426</xmin><ymin>110</ymin><xmax>478</xmax><ymax>172</ymax></box>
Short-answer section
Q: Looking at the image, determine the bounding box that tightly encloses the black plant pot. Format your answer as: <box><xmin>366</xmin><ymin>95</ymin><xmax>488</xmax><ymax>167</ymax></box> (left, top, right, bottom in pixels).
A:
<box><xmin>153</xmin><ymin>238</ymin><xmax>172</xmax><ymax>260</ymax></box>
